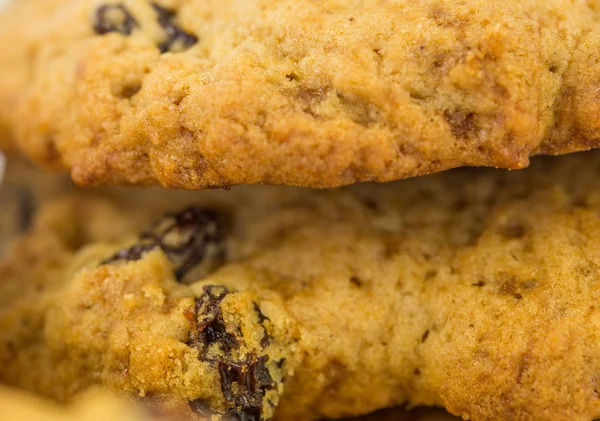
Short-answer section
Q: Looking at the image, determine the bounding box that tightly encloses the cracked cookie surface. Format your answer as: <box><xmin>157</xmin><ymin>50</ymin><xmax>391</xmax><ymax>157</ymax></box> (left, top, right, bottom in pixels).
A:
<box><xmin>2</xmin><ymin>0</ymin><xmax>600</xmax><ymax>187</ymax></box>
<box><xmin>3</xmin><ymin>152</ymin><xmax>600</xmax><ymax>420</ymax></box>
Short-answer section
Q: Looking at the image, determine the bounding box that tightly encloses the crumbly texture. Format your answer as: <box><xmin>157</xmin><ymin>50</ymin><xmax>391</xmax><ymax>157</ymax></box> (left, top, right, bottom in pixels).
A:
<box><xmin>2</xmin><ymin>0</ymin><xmax>600</xmax><ymax>187</ymax></box>
<box><xmin>3</xmin><ymin>151</ymin><xmax>600</xmax><ymax>420</ymax></box>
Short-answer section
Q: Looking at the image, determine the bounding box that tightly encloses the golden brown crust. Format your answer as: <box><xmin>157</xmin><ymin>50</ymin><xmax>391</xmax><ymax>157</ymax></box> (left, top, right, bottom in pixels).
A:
<box><xmin>3</xmin><ymin>152</ymin><xmax>600</xmax><ymax>420</ymax></box>
<box><xmin>2</xmin><ymin>0</ymin><xmax>600</xmax><ymax>187</ymax></box>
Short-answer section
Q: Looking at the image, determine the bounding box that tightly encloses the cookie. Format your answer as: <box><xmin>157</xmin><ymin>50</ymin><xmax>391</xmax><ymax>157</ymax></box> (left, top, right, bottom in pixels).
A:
<box><xmin>0</xmin><ymin>387</ymin><xmax>157</xmax><ymax>421</ymax></box>
<box><xmin>0</xmin><ymin>157</ymin><xmax>458</xmax><ymax>421</ymax></box>
<box><xmin>3</xmin><ymin>151</ymin><xmax>600</xmax><ymax>420</ymax></box>
<box><xmin>0</xmin><ymin>0</ymin><xmax>63</xmax><ymax>152</ymax></box>
<box><xmin>1</xmin><ymin>0</ymin><xmax>600</xmax><ymax>187</ymax></box>
<box><xmin>0</xmin><ymin>156</ymin><xmax>71</xmax><ymax>254</ymax></box>
<box><xmin>0</xmin><ymin>386</ymin><xmax>457</xmax><ymax>421</ymax></box>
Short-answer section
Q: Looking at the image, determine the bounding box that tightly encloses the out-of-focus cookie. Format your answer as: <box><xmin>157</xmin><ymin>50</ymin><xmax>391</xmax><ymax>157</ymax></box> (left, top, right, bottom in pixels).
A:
<box><xmin>0</xmin><ymin>387</ymin><xmax>158</xmax><ymax>421</ymax></box>
<box><xmin>0</xmin><ymin>156</ymin><xmax>71</xmax><ymax>254</ymax></box>
<box><xmin>2</xmin><ymin>0</ymin><xmax>600</xmax><ymax>187</ymax></box>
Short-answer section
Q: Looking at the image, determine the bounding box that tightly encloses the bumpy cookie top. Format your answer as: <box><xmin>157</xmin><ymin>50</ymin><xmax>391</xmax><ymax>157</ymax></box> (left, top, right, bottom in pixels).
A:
<box><xmin>1</xmin><ymin>0</ymin><xmax>600</xmax><ymax>187</ymax></box>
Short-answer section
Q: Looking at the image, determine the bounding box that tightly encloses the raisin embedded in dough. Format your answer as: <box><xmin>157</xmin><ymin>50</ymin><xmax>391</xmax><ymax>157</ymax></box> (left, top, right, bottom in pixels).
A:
<box><xmin>93</xmin><ymin>4</ymin><xmax>138</xmax><ymax>36</ymax></box>
<box><xmin>152</xmin><ymin>3</ymin><xmax>198</xmax><ymax>53</ymax></box>
<box><xmin>104</xmin><ymin>207</ymin><xmax>228</xmax><ymax>282</ymax></box>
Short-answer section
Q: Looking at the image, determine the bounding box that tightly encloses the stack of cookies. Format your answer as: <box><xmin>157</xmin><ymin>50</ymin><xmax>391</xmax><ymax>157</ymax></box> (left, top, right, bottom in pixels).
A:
<box><xmin>1</xmin><ymin>1</ymin><xmax>600</xmax><ymax>421</ymax></box>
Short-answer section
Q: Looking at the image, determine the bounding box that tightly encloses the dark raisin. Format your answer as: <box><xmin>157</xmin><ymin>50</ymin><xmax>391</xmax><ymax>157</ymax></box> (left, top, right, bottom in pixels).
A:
<box><xmin>118</xmin><ymin>84</ymin><xmax>142</xmax><ymax>99</ymax></box>
<box><xmin>253</xmin><ymin>357</ymin><xmax>275</xmax><ymax>392</ymax></box>
<box><xmin>253</xmin><ymin>303</ymin><xmax>268</xmax><ymax>324</ymax></box>
<box><xmin>260</xmin><ymin>334</ymin><xmax>270</xmax><ymax>349</ymax></box>
<box><xmin>217</xmin><ymin>356</ymin><xmax>276</xmax><ymax>419</ymax></box>
<box><xmin>188</xmin><ymin>399</ymin><xmax>212</xmax><ymax>416</ymax></box>
<box><xmin>93</xmin><ymin>4</ymin><xmax>137</xmax><ymax>36</ymax></box>
<box><xmin>253</xmin><ymin>303</ymin><xmax>271</xmax><ymax>348</ymax></box>
<box><xmin>349</xmin><ymin>276</ymin><xmax>363</xmax><ymax>287</ymax></box>
<box><xmin>105</xmin><ymin>243</ymin><xmax>155</xmax><ymax>263</ymax></box>
<box><xmin>152</xmin><ymin>3</ymin><xmax>198</xmax><ymax>53</ymax></box>
<box><xmin>227</xmin><ymin>406</ymin><xmax>261</xmax><ymax>421</ymax></box>
<box><xmin>190</xmin><ymin>285</ymin><xmax>239</xmax><ymax>355</ymax></box>
<box><xmin>187</xmin><ymin>286</ymin><xmax>280</xmax><ymax>420</ymax></box>
<box><xmin>361</xmin><ymin>197</ymin><xmax>378</xmax><ymax>211</ymax></box>
<box><xmin>103</xmin><ymin>207</ymin><xmax>228</xmax><ymax>283</ymax></box>
<box><xmin>203</xmin><ymin>317</ymin><xmax>238</xmax><ymax>351</ymax></box>
<box><xmin>151</xmin><ymin>207</ymin><xmax>228</xmax><ymax>281</ymax></box>
<box><xmin>17</xmin><ymin>188</ymin><xmax>35</xmax><ymax>233</ymax></box>
<box><xmin>219</xmin><ymin>361</ymin><xmax>242</xmax><ymax>402</ymax></box>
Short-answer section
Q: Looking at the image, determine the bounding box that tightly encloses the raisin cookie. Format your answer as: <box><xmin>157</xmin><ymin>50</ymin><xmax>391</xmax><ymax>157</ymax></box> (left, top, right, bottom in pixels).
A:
<box><xmin>2</xmin><ymin>0</ymin><xmax>600</xmax><ymax>187</ymax></box>
<box><xmin>3</xmin><ymin>152</ymin><xmax>600</xmax><ymax>420</ymax></box>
